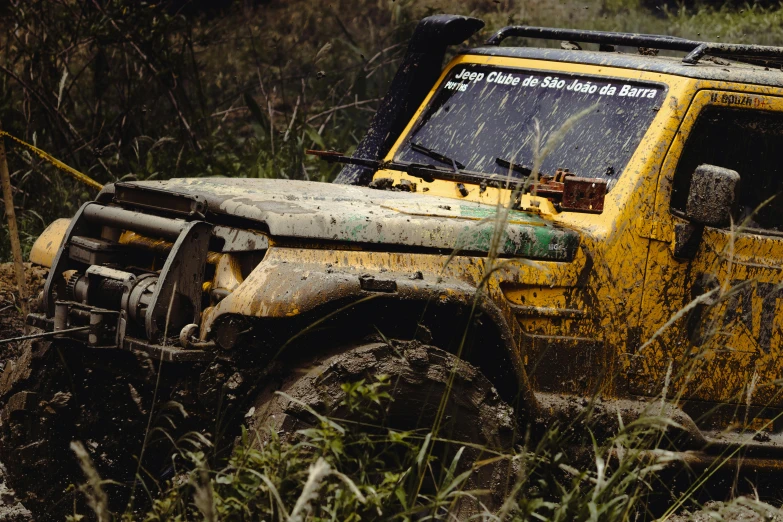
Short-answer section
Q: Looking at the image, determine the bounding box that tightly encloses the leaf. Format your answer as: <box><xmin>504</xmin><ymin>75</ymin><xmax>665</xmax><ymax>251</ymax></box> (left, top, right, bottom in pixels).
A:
<box><xmin>394</xmin><ymin>486</ymin><xmax>408</xmax><ymax>509</ymax></box>
<box><xmin>440</xmin><ymin>468</ymin><xmax>473</xmax><ymax>497</ymax></box>
<box><xmin>243</xmin><ymin>92</ymin><xmax>268</xmax><ymax>136</ymax></box>
<box><xmin>331</xmin><ymin>470</ymin><xmax>367</xmax><ymax>503</ymax></box>
<box><xmin>57</xmin><ymin>66</ymin><xmax>68</xmax><ymax>110</ymax></box>
<box><xmin>444</xmin><ymin>446</ymin><xmax>464</xmax><ymax>484</ymax></box>
<box><xmin>314</xmin><ymin>42</ymin><xmax>332</xmax><ymax>62</ymax></box>
<box><xmin>304</xmin><ymin>125</ymin><xmax>326</xmax><ymax>149</ymax></box>
<box><xmin>387</xmin><ymin>429</ymin><xmax>412</xmax><ymax>444</ymax></box>
<box><xmin>415</xmin><ymin>432</ymin><xmax>432</xmax><ymax>468</ymax></box>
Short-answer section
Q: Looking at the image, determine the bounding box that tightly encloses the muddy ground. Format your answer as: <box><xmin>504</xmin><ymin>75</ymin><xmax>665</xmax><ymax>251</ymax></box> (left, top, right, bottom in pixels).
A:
<box><xmin>0</xmin><ymin>262</ymin><xmax>44</xmax><ymax>521</ymax></box>
<box><xmin>0</xmin><ymin>262</ymin><xmax>47</xmax><ymax>351</ymax></box>
<box><xmin>0</xmin><ymin>472</ymin><xmax>29</xmax><ymax>522</ymax></box>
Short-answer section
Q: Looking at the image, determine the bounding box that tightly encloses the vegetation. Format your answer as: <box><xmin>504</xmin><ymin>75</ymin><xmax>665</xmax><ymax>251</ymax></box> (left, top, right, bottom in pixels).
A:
<box><xmin>67</xmin><ymin>370</ymin><xmax>783</xmax><ymax>521</ymax></box>
<box><xmin>4</xmin><ymin>0</ymin><xmax>783</xmax><ymax>260</ymax></box>
<box><xmin>62</xmin><ymin>375</ymin><xmax>694</xmax><ymax>521</ymax></box>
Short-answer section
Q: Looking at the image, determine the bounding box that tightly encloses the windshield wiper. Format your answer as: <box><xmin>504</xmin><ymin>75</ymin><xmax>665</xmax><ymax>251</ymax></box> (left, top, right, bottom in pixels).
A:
<box><xmin>306</xmin><ymin>149</ymin><xmax>525</xmax><ymax>190</ymax></box>
<box><xmin>495</xmin><ymin>157</ymin><xmax>533</xmax><ymax>177</ymax></box>
<box><xmin>411</xmin><ymin>141</ymin><xmax>465</xmax><ymax>171</ymax></box>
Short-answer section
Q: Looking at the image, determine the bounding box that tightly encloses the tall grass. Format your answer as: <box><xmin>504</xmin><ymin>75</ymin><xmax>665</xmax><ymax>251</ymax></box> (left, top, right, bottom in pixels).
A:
<box><xmin>65</xmin><ymin>376</ymin><xmax>666</xmax><ymax>520</ymax></box>
<box><xmin>69</xmin><ymin>370</ymin><xmax>781</xmax><ymax>520</ymax></box>
<box><xmin>4</xmin><ymin>0</ymin><xmax>783</xmax><ymax>261</ymax></box>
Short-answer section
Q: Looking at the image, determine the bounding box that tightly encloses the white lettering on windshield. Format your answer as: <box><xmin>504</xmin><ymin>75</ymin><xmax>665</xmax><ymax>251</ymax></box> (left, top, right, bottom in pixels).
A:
<box><xmin>454</xmin><ymin>69</ymin><xmax>485</xmax><ymax>83</ymax></box>
<box><xmin>448</xmin><ymin>70</ymin><xmax>659</xmax><ymax>99</ymax></box>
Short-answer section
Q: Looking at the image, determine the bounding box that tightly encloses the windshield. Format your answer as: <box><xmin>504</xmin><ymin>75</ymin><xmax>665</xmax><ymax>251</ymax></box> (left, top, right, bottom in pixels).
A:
<box><xmin>394</xmin><ymin>64</ymin><xmax>666</xmax><ymax>187</ymax></box>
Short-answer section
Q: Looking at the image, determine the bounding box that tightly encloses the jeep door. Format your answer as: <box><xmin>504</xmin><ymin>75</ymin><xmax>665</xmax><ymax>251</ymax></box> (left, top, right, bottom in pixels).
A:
<box><xmin>637</xmin><ymin>90</ymin><xmax>783</xmax><ymax>420</ymax></box>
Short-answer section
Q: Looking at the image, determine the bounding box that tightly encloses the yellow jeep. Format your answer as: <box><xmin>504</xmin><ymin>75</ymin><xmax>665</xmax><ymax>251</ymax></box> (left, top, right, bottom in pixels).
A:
<box><xmin>5</xmin><ymin>14</ymin><xmax>783</xmax><ymax>516</ymax></box>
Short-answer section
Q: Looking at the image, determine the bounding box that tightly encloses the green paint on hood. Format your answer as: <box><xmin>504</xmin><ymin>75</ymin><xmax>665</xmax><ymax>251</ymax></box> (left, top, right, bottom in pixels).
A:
<box><xmin>106</xmin><ymin>178</ymin><xmax>580</xmax><ymax>261</ymax></box>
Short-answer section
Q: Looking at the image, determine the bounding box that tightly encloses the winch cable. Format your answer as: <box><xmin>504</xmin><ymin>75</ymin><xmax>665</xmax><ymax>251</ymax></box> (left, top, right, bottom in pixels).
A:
<box><xmin>0</xmin><ymin>130</ymin><xmax>103</xmax><ymax>190</ymax></box>
<box><xmin>0</xmin><ymin>326</ymin><xmax>91</xmax><ymax>345</ymax></box>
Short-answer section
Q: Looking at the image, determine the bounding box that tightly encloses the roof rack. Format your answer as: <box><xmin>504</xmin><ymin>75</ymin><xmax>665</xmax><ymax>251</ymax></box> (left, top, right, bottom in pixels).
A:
<box><xmin>485</xmin><ymin>26</ymin><xmax>783</xmax><ymax>66</ymax></box>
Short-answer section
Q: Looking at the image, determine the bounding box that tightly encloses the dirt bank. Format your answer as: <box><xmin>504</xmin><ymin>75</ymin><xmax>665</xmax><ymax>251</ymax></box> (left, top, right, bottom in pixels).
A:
<box><xmin>0</xmin><ymin>262</ymin><xmax>46</xmax><ymax>521</ymax></box>
<box><xmin>0</xmin><ymin>468</ymin><xmax>30</xmax><ymax>522</ymax></box>
<box><xmin>0</xmin><ymin>262</ymin><xmax>47</xmax><ymax>360</ymax></box>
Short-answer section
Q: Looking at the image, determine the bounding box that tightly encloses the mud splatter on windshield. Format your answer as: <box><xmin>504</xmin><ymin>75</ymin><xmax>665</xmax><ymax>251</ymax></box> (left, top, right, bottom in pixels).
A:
<box><xmin>395</xmin><ymin>64</ymin><xmax>666</xmax><ymax>184</ymax></box>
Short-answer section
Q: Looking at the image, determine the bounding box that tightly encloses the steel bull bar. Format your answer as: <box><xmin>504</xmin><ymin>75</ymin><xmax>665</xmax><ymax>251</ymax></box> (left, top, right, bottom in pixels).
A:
<box><xmin>29</xmin><ymin>202</ymin><xmax>213</xmax><ymax>361</ymax></box>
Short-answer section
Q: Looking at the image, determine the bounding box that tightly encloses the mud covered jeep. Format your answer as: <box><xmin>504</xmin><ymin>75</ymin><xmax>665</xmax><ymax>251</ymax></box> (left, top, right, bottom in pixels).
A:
<box><xmin>7</xmin><ymin>14</ymin><xmax>783</xmax><ymax>517</ymax></box>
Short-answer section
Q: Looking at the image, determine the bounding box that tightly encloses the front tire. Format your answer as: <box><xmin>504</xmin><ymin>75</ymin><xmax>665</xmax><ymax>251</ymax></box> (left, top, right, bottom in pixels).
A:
<box><xmin>248</xmin><ymin>341</ymin><xmax>517</xmax><ymax>513</ymax></box>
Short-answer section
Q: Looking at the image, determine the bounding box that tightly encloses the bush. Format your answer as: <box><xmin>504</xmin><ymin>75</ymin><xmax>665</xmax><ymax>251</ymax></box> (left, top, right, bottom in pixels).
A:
<box><xmin>96</xmin><ymin>376</ymin><xmax>508</xmax><ymax>521</ymax></box>
<box><xmin>0</xmin><ymin>0</ymin><xmax>419</xmax><ymax>260</ymax></box>
<box><xmin>70</xmin><ymin>370</ymin><xmax>777</xmax><ymax>521</ymax></box>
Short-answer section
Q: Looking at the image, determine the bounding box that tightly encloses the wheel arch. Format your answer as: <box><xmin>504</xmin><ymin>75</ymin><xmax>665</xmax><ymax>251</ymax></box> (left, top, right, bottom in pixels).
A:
<box><xmin>208</xmin><ymin>268</ymin><xmax>538</xmax><ymax>416</ymax></box>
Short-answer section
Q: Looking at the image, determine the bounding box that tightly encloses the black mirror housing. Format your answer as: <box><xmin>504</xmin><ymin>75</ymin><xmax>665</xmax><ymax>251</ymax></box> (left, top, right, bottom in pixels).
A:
<box><xmin>685</xmin><ymin>164</ymin><xmax>740</xmax><ymax>226</ymax></box>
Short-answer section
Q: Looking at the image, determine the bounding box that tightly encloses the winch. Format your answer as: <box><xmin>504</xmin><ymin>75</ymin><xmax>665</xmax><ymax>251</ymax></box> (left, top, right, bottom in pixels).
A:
<box><xmin>58</xmin><ymin>267</ymin><xmax>161</xmax><ymax>347</ymax></box>
<box><xmin>36</xmin><ymin>196</ymin><xmax>213</xmax><ymax>349</ymax></box>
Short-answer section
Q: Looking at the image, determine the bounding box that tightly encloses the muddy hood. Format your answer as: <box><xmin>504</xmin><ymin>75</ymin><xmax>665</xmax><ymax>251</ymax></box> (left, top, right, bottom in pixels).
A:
<box><xmin>111</xmin><ymin>178</ymin><xmax>579</xmax><ymax>261</ymax></box>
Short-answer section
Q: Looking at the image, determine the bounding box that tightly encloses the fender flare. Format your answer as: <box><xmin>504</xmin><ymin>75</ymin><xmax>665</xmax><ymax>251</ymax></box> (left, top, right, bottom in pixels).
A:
<box><xmin>204</xmin><ymin>262</ymin><xmax>539</xmax><ymax>416</ymax></box>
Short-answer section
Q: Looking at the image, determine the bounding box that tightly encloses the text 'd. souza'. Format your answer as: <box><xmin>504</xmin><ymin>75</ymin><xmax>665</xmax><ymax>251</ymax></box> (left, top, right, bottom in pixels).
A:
<box><xmin>448</xmin><ymin>69</ymin><xmax>658</xmax><ymax>98</ymax></box>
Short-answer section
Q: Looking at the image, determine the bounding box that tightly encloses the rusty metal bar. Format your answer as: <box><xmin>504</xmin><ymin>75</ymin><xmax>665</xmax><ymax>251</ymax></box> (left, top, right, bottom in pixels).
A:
<box><xmin>682</xmin><ymin>42</ymin><xmax>783</xmax><ymax>65</ymax></box>
<box><xmin>486</xmin><ymin>26</ymin><xmax>697</xmax><ymax>50</ymax></box>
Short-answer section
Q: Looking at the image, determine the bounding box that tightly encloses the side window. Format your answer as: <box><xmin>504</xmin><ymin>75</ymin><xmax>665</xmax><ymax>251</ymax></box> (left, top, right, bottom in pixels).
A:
<box><xmin>671</xmin><ymin>106</ymin><xmax>783</xmax><ymax>232</ymax></box>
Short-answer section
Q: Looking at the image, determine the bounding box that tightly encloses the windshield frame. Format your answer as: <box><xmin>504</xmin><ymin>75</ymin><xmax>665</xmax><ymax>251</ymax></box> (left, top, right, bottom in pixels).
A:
<box><xmin>385</xmin><ymin>58</ymin><xmax>669</xmax><ymax>189</ymax></box>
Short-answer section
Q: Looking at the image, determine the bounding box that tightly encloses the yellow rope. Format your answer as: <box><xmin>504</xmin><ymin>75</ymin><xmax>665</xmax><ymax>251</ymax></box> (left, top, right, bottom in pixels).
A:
<box><xmin>0</xmin><ymin>130</ymin><xmax>103</xmax><ymax>190</ymax></box>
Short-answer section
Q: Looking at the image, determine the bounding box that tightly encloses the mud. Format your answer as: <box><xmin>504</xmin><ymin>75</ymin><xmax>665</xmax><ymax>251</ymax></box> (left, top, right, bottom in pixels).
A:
<box><xmin>684</xmin><ymin>164</ymin><xmax>740</xmax><ymax>226</ymax></box>
<box><xmin>0</xmin><ymin>263</ymin><xmax>47</xmax><ymax>361</ymax></box>
<box><xmin>0</xmin><ymin>466</ymin><xmax>30</xmax><ymax>522</ymax></box>
<box><xmin>0</xmin><ymin>262</ymin><xmax>45</xmax><ymax>522</ymax></box>
<box><xmin>670</xmin><ymin>501</ymin><xmax>783</xmax><ymax>521</ymax></box>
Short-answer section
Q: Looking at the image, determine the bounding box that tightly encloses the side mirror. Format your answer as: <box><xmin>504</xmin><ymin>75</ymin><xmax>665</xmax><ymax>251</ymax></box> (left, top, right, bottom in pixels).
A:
<box><xmin>673</xmin><ymin>164</ymin><xmax>740</xmax><ymax>259</ymax></box>
<box><xmin>685</xmin><ymin>164</ymin><xmax>740</xmax><ymax>226</ymax></box>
